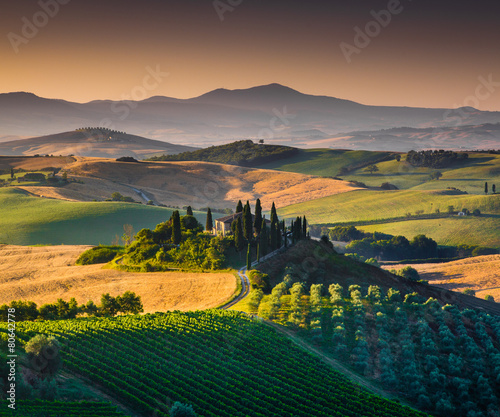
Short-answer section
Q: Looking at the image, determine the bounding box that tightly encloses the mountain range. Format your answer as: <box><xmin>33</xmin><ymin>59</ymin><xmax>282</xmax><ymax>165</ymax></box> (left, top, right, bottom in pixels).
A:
<box><xmin>1</xmin><ymin>84</ymin><xmax>500</xmax><ymax>151</ymax></box>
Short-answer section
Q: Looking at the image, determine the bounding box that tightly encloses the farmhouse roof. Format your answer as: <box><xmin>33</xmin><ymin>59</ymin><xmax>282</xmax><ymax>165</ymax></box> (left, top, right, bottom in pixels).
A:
<box><xmin>215</xmin><ymin>212</ymin><xmax>271</xmax><ymax>224</ymax></box>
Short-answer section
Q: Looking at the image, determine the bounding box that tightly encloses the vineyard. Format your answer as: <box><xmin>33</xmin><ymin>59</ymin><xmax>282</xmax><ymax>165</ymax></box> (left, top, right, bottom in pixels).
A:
<box><xmin>2</xmin><ymin>310</ymin><xmax>427</xmax><ymax>417</ymax></box>
<box><xmin>0</xmin><ymin>400</ymin><xmax>127</xmax><ymax>417</ymax></box>
<box><xmin>247</xmin><ymin>280</ymin><xmax>500</xmax><ymax>417</ymax></box>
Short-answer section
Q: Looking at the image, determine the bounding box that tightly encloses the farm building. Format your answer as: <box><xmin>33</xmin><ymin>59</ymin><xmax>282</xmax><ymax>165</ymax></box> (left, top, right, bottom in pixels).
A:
<box><xmin>214</xmin><ymin>212</ymin><xmax>271</xmax><ymax>236</ymax></box>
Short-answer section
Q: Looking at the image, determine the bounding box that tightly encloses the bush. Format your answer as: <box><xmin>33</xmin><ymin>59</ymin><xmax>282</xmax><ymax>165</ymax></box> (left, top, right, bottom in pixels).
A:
<box><xmin>116</xmin><ymin>156</ymin><xmax>139</xmax><ymax>163</ymax></box>
<box><xmin>484</xmin><ymin>295</ymin><xmax>495</xmax><ymax>302</ymax></box>
<box><xmin>392</xmin><ymin>266</ymin><xmax>420</xmax><ymax>281</ymax></box>
<box><xmin>25</xmin><ymin>335</ymin><xmax>62</xmax><ymax>380</ymax></box>
<box><xmin>170</xmin><ymin>402</ymin><xmax>196</xmax><ymax>417</ymax></box>
<box><xmin>248</xmin><ymin>270</ymin><xmax>270</xmax><ymax>291</ymax></box>
<box><xmin>472</xmin><ymin>208</ymin><xmax>481</xmax><ymax>216</ymax></box>
<box><xmin>76</xmin><ymin>246</ymin><xmax>119</xmax><ymax>265</ymax></box>
<box><xmin>462</xmin><ymin>288</ymin><xmax>476</xmax><ymax>296</ymax></box>
<box><xmin>471</xmin><ymin>247</ymin><xmax>497</xmax><ymax>256</ymax></box>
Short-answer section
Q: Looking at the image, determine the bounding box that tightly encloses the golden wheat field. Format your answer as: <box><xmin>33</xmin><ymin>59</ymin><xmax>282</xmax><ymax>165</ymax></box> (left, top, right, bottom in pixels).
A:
<box><xmin>13</xmin><ymin>156</ymin><xmax>359</xmax><ymax>209</ymax></box>
<box><xmin>383</xmin><ymin>255</ymin><xmax>500</xmax><ymax>301</ymax></box>
<box><xmin>0</xmin><ymin>245</ymin><xmax>237</xmax><ymax>312</ymax></box>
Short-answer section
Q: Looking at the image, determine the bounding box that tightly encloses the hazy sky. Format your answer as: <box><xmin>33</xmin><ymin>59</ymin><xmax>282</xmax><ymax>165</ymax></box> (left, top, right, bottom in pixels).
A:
<box><xmin>2</xmin><ymin>0</ymin><xmax>500</xmax><ymax>110</ymax></box>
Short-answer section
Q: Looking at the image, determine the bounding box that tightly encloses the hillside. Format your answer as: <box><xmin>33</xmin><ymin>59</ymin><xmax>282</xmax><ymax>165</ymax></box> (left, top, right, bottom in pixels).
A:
<box><xmin>0</xmin><ymin>245</ymin><xmax>236</xmax><ymax>312</ymax></box>
<box><xmin>230</xmin><ymin>239</ymin><xmax>500</xmax><ymax>416</ymax></box>
<box><xmin>0</xmin><ymin>188</ymin><xmax>210</xmax><ymax>245</ymax></box>
<box><xmin>3</xmin><ymin>310</ymin><xmax>427</xmax><ymax>417</ymax></box>
<box><xmin>45</xmin><ymin>157</ymin><xmax>359</xmax><ymax>210</ymax></box>
<box><xmin>2</xmin><ymin>87</ymin><xmax>500</xmax><ymax>149</ymax></box>
<box><xmin>382</xmin><ymin>255</ymin><xmax>500</xmax><ymax>301</ymax></box>
<box><xmin>148</xmin><ymin>139</ymin><xmax>300</xmax><ymax>166</ymax></box>
<box><xmin>0</xmin><ymin>128</ymin><xmax>197</xmax><ymax>159</ymax></box>
<box><xmin>258</xmin><ymin>150</ymin><xmax>500</xmax><ymax>194</ymax></box>
<box><xmin>247</xmin><ymin>239</ymin><xmax>500</xmax><ymax>314</ymax></box>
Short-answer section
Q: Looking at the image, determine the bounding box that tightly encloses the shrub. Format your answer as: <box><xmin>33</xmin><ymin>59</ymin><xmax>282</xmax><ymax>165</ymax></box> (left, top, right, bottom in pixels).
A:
<box><xmin>471</xmin><ymin>247</ymin><xmax>497</xmax><ymax>256</ymax></box>
<box><xmin>248</xmin><ymin>270</ymin><xmax>270</xmax><ymax>291</ymax></box>
<box><xmin>484</xmin><ymin>295</ymin><xmax>495</xmax><ymax>302</ymax></box>
<box><xmin>25</xmin><ymin>335</ymin><xmax>62</xmax><ymax>380</ymax></box>
<box><xmin>392</xmin><ymin>266</ymin><xmax>420</xmax><ymax>281</ymax></box>
<box><xmin>170</xmin><ymin>402</ymin><xmax>196</xmax><ymax>417</ymax></box>
<box><xmin>116</xmin><ymin>156</ymin><xmax>139</xmax><ymax>163</ymax></box>
<box><xmin>462</xmin><ymin>289</ymin><xmax>476</xmax><ymax>296</ymax></box>
<box><xmin>472</xmin><ymin>208</ymin><xmax>481</xmax><ymax>216</ymax></box>
<box><xmin>76</xmin><ymin>246</ymin><xmax>119</xmax><ymax>265</ymax></box>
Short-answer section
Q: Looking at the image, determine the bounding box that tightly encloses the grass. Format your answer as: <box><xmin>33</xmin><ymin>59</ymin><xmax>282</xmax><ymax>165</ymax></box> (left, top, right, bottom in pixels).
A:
<box><xmin>359</xmin><ymin>216</ymin><xmax>500</xmax><ymax>248</ymax></box>
<box><xmin>256</xmin><ymin>148</ymin><xmax>394</xmax><ymax>177</ymax></box>
<box><xmin>0</xmin><ymin>188</ymin><xmax>215</xmax><ymax>246</ymax></box>
<box><xmin>264</xmin><ymin>151</ymin><xmax>500</xmax><ymax>194</ymax></box>
<box><xmin>278</xmin><ymin>189</ymin><xmax>499</xmax><ymax>224</ymax></box>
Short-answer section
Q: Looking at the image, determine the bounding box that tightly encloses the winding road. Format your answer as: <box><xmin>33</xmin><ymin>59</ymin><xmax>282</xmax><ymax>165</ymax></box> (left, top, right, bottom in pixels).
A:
<box><xmin>220</xmin><ymin>266</ymin><xmax>250</xmax><ymax>309</ymax></box>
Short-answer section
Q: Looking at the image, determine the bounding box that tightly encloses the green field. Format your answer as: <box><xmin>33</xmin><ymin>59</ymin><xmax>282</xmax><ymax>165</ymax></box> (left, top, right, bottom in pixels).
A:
<box><xmin>0</xmin><ymin>188</ymin><xmax>217</xmax><ymax>246</ymax></box>
<box><xmin>4</xmin><ymin>310</ymin><xmax>426</xmax><ymax>417</ymax></box>
<box><xmin>278</xmin><ymin>189</ymin><xmax>499</xmax><ymax>224</ymax></box>
<box><xmin>359</xmin><ymin>216</ymin><xmax>500</xmax><ymax>248</ymax></box>
<box><xmin>261</xmin><ymin>150</ymin><xmax>500</xmax><ymax>194</ymax></box>
<box><xmin>256</xmin><ymin>148</ymin><xmax>394</xmax><ymax>177</ymax></box>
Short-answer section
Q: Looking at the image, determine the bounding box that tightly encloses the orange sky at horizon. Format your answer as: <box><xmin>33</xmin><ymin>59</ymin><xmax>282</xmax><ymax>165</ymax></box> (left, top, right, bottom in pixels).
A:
<box><xmin>1</xmin><ymin>0</ymin><xmax>499</xmax><ymax>111</ymax></box>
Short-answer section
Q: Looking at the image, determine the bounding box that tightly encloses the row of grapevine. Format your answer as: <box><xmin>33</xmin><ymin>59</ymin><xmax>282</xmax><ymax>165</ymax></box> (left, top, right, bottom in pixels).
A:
<box><xmin>2</xmin><ymin>310</ymin><xmax>427</xmax><ymax>417</ymax></box>
<box><xmin>0</xmin><ymin>400</ymin><xmax>127</xmax><ymax>417</ymax></box>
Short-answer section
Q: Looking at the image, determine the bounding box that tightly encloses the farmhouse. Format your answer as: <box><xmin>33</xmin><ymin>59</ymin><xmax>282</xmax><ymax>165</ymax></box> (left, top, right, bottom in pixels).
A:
<box><xmin>214</xmin><ymin>212</ymin><xmax>271</xmax><ymax>236</ymax></box>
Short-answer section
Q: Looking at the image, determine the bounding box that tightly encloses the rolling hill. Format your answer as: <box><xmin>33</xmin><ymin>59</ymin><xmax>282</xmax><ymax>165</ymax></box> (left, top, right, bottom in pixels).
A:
<box><xmin>2</xmin><ymin>85</ymin><xmax>500</xmax><ymax>150</ymax></box>
<box><xmin>382</xmin><ymin>255</ymin><xmax>500</xmax><ymax>302</ymax></box>
<box><xmin>0</xmin><ymin>128</ymin><xmax>197</xmax><ymax>159</ymax></box>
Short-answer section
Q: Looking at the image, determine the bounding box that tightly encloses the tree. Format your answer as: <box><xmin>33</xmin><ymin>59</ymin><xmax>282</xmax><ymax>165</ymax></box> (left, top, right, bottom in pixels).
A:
<box><xmin>62</xmin><ymin>171</ymin><xmax>68</xmax><ymax>182</ymax></box>
<box><xmin>25</xmin><ymin>335</ymin><xmax>62</xmax><ymax>380</ymax></box>
<box><xmin>270</xmin><ymin>202</ymin><xmax>277</xmax><ymax>225</ymax></box>
<box><xmin>236</xmin><ymin>200</ymin><xmax>243</xmax><ymax>213</ymax></box>
<box><xmin>462</xmin><ymin>288</ymin><xmax>476</xmax><ymax>296</ymax></box>
<box><xmin>242</xmin><ymin>201</ymin><xmax>253</xmax><ymax>241</ymax></box>
<box><xmin>100</xmin><ymin>293</ymin><xmax>119</xmax><ymax>316</ymax></box>
<box><xmin>246</xmin><ymin>243</ymin><xmax>252</xmax><ymax>270</ymax></box>
<box><xmin>395</xmin><ymin>154</ymin><xmax>401</xmax><ymax>162</ymax></box>
<box><xmin>171</xmin><ymin>211</ymin><xmax>182</xmax><ymax>245</ymax></box>
<box><xmin>121</xmin><ymin>224</ymin><xmax>135</xmax><ymax>246</ymax></box>
<box><xmin>186</xmin><ymin>206</ymin><xmax>193</xmax><ymax>216</ymax></box>
<box><xmin>260</xmin><ymin>219</ymin><xmax>269</xmax><ymax>255</ymax></box>
<box><xmin>234</xmin><ymin>217</ymin><xmax>244</xmax><ymax>251</ymax></box>
<box><xmin>254</xmin><ymin>199</ymin><xmax>262</xmax><ymax>235</ymax></box>
<box><xmin>447</xmin><ymin>205</ymin><xmax>455</xmax><ymax>214</ymax></box>
<box><xmin>493</xmin><ymin>184</ymin><xmax>496</xmax><ymax>193</ymax></box>
<box><xmin>170</xmin><ymin>402</ymin><xmax>196</xmax><ymax>417</ymax></box>
<box><xmin>365</xmin><ymin>164</ymin><xmax>379</xmax><ymax>174</ymax></box>
<box><xmin>205</xmin><ymin>208</ymin><xmax>213</xmax><ymax>232</ymax></box>
<box><xmin>276</xmin><ymin>220</ymin><xmax>282</xmax><ymax>249</ymax></box>
<box><xmin>256</xmin><ymin>242</ymin><xmax>260</xmax><ymax>263</ymax></box>
<box><xmin>116</xmin><ymin>291</ymin><xmax>143</xmax><ymax>314</ymax></box>
<box><xmin>484</xmin><ymin>294</ymin><xmax>495</xmax><ymax>302</ymax></box>
<box><xmin>485</xmin><ymin>182</ymin><xmax>488</xmax><ymax>194</ymax></box>
<box><xmin>270</xmin><ymin>221</ymin><xmax>277</xmax><ymax>250</ymax></box>
<box><xmin>430</xmin><ymin>171</ymin><xmax>442</xmax><ymax>180</ymax></box>
<box><xmin>10</xmin><ymin>168</ymin><xmax>14</xmax><ymax>179</ymax></box>
<box><xmin>302</xmin><ymin>216</ymin><xmax>307</xmax><ymax>238</ymax></box>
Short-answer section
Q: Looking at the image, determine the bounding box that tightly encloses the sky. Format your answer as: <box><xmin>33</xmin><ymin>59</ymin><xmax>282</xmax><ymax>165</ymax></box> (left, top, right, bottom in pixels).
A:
<box><xmin>1</xmin><ymin>0</ymin><xmax>500</xmax><ymax>110</ymax></box>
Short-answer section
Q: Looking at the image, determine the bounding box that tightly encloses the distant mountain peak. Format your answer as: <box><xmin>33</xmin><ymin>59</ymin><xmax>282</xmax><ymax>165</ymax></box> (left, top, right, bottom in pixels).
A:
<box><xmin>195</xmin><ymin>83</ymin><xmax>304</xmax><ymax>100</ymax></box>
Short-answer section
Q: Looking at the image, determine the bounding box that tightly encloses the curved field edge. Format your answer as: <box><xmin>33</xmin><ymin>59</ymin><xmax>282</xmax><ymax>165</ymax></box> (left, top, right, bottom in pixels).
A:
<box><xmin>278</xmin><ymin>189</ymin><xmax>499</xmax><ymax>224</ymax></box>
<box><xmin>359</xmin><ymin>217</ymin><xmax>500</xmax><ymax>248</ymax></box>
<box><xmin>4</xmin><ymin>310</ymin><xmax>428</xmax><ymax>417</ymax></box>
<box><xmin>0</xmin><ymin>188</ymin><xmax>216</xmax><ymax>246</ymax></box>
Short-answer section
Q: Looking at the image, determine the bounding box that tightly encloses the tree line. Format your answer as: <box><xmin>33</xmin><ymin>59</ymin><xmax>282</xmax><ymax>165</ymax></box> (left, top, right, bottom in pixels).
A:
<box><xmin>406</xmin><ymin>150</ymin><xmax>468</xmax><ymax>168</ymax></box>
<box><xmin>0</xmin><ymin>291</ymin><xmax>143</xmax><ymax>322</ymax></box>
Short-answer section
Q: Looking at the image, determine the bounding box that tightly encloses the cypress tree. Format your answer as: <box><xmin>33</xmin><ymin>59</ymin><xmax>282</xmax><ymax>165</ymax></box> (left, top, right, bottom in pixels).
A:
<box><xmin>493</xmin><ymin>184</ymin><xmax>496</xmax><ymax>194</ymax></box>
<box><xmin>270</xmin><ymin>221</ymin><xmax>277</xmax><ymax>250</ymax></box>
<box><xmin>260</xmin><ymin>219</ymin><xmax>269</xmax><ymax>255</ymax></box>
<box><xmin>236</xmin><ymin>200</ymin><xmax>243</xmax><ymax>213</ymax></box>
<box><xmin>234</xmin><ymin>217</ymin><xmax>244</xmax><ymax>251</ymax></box>
<box><xmin>186</xmin><ymin>206</ymin><xmax>193</xmax><ymax>216</ymax></box>
<box><xmin>254</xmin><ymin>199</ymin><xmax>262</xmax><ymax>235</ymax></box>
<box><xmin>270</xmin><ymin>202</ymin><xmax>277</xmax><ymax>225</ymax></box>
<box><xmin>256</xmin><ymin>242</ymin><xmax>260</xmax><ymax>263</ymax></box>
<box><xmin>243</xmin><ymin>201</ymin><xmax>253</xmax><ymax>241</ymax></box>
<box><xmin>246</xmin><ymin>243</ymin><xmax>252</xmax><ymax>270</ymax></box>
<box><xmin>302</xmin><ymin>216</ymin><xmax>307</xmax><ymax>239</ymax></box>
<box><xmin>296</xmin><ymin>216</ymin><xmax>302</xmax><ymax>240</ymax></box>
<box><xmin>10</xmin><ymin>168</ymin><xmax>14</xmax><ymax>179</ymax></box>
<box><xmin>485</xmin><ymin>182</ymin><xmax>488</xmax><ymax>194</ymax></box>
<box><xmin>171</xmin><ymin>210</ymin><xmax>182</xmax><ymax>245</ymax></box>
<box><xmin>205</xmin><ymin>208</ymin><xmax>213</xmax><ymax>232</ymax></box>
<box><xmin>276</xmin><ymin>220</ymin><xmax>282</xmax><ymax>249</ymax></box>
